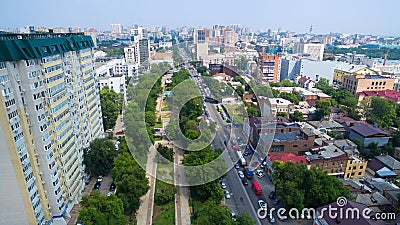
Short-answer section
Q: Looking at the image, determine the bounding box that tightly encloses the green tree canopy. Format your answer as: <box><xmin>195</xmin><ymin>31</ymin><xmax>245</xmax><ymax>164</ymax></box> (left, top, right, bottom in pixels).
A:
<box><xmin>112</xmin><ymin>152</ymin><xmax>149</xmax><ymax>213</ymax></box>
<box><xmin>272</xmin><ymin>161</ymin><xmax>351</xmax><ymax>209</ymax></box>
<box><xmin>78</xmin><ymin>191</ymin><xmax>128</xmax><ymax>225</ymax></box>
<box><xmin>83</xmin><ymin>138</ymin><xmax>118</xmax><ymax>175</ymax></box>
<box><xmin>290</xmin><ymin>110</ymin><xmax>304</xmax><ymax>122</ymax></box>
<box><xmin>100</xmin><ymin>87</ymin><xmax>124</xmax><ymax>130</ymax></box>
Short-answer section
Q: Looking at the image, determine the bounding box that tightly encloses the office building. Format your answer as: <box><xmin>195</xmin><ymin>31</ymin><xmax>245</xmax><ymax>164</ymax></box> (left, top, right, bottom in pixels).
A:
<box><xmin>333</xmin><ymin>64</ymin><xmax>378</xmax><ymax>84</ymax></box>
<box><xmin>0</xmin><ymin>32</ymin><xmax>103</xmax><ymax>224</ymax></box>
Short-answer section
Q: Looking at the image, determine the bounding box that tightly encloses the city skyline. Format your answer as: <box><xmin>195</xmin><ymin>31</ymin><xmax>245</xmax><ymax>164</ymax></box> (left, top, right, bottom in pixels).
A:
<box><xmin>1</xmin><ymin>0</ymin><xmax>399</xmax><ymax>36</ymax></box>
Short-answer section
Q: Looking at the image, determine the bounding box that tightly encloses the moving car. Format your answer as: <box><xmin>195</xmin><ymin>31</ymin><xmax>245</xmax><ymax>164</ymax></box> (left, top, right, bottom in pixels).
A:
<box><xmin>238</xmin><ymin>171</ymin><xmax>245</xmax><ymax>178</ymax></box>
<box><xmin>234</xmin><ymin>163</ymin><xmax>240</xmax><ymax>169</ymax></box>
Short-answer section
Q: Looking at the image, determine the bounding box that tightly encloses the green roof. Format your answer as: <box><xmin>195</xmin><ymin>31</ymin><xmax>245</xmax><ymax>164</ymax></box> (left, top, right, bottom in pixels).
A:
<box><xmin>0</xmin><ymin>33</ymin><xmax>94</xmax><ymax>62</ymax></box>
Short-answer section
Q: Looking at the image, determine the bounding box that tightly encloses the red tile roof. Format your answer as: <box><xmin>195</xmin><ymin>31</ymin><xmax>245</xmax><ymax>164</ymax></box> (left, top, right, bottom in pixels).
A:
<box><xmin>358</xmin><ymin>90</ymin><xmax>400</xmax><ymax>103</ymax></box>
<box><xmin>268</xmin><ymin>153</ymin><xmax>309</xmax><ymax>165</ymax></box>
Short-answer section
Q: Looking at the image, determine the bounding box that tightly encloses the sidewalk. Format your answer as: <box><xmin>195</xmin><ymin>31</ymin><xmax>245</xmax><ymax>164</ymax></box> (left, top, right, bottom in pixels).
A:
<box><xmin>174</xmin><ymin>147</ymin><xmax>191</xmax><ymax>225</ymax></box>
<box><xmin>136</xmin><ymin>144</ymin><xmax>158</xmax><ymax>225</ymax></box>
<box><xmin>67</xmin><ymin>178</ymin><xmax>96</xmax><ymax>225</ymax></box>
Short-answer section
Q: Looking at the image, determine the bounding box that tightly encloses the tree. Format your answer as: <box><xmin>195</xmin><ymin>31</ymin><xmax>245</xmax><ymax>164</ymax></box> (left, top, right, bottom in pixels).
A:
<box><xmin>156</xmin><ymin>145</ymin><xmax>174</xmax><ymax>162</ymax></box>
<box><xmin>100</xmin><ymin>87</ymin><xmax>124</xmax><ymax>130</ymax></box>
<box><xmin>365</xmin><ymin>142</ymin><xmax>381</xmax><ymax>159</ymax></box>
<box><xmin>192</xmin><ymin>200</ymin><xmax>234</xmax><ymax>225</ymax></box>
<box><xmin>272</xmin><ymin>161</ymin><xmax>351</xmax><ymax>209</ymax></box>
<box><xmin>83</xmin><ymin>138</ymin><xmax>118</xmax><ymax>175</ymax></box>
<box><xmin>236</xmin><ymin>212</ymin><xmax>256</xmax><ymax>225</ymax></box>
<box><xmin>313</xmin><ymin>99</ymin><xmax>333</xmax><ymax>120</ymax></box>
<box><xmin>155</xmin><ymin>181</ymin><xmax>176</xmax><ymax>204</ymax></box>
<box><xmin>277</xmin><ymin>112</ymin><xmax>287</xmax><ymax>118</ymax></box>
<box><xmin>290</xmin><ymin>110</ymin><xmax>304</xmax><ymax>122</ymax></box>
<box><xmin>78</xmin><ymin>191</ymin><xmax>127</xmax><ymax>225</ymax></box>
<box><xmin>235</xmin><ymin>86</ymin><xmax>245</xmax><ymax>97</ymax></box>
<box><xmin>112</xmin><ymin>152</ymin><xmax>149</xmax><ymax>213</ymax></box>
<box><xmin>366</xmin><ymin>97</ymin><xmax>397</xmax><ymax>128</ymax></box>
<box><xmin>279</xmin><ymin>91</ymin><xmax>301</xmax><ymax>104</ymax></box>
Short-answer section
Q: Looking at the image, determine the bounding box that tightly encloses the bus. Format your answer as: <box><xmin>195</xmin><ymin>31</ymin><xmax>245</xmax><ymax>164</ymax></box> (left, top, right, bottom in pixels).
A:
<box><xmin>252</xmin><ymin>181</ymin><xmax>262</xmax><ymax>195</ymax></box>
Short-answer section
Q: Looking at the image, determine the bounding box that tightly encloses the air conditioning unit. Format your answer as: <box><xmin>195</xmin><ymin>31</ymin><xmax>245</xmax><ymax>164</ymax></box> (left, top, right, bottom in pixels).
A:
<box><xmin>16</xmin><ymin>79</ymin><xmax>21</xmax><ymax>83</ymax></box>
<box><xmin>0</xmin><ymin>82</ymin><xmax>5</xmax><ymax>86</ymax></box>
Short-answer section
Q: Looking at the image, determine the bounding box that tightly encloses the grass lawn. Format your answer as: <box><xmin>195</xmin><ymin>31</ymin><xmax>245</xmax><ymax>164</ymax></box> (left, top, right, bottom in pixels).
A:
<box><xmin>152</xmin><ymin>201</ymin><xmax>175</xmax><ymax>225</ymax></box>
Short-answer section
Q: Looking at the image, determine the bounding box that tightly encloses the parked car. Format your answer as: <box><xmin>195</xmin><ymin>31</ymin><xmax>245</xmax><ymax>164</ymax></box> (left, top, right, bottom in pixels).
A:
<box><xmin>273</xmin><ymin>198</ymin><xmax>279</xmax><ymax>205</ymax></box>
<box><xmin>235</xmin><ymin>163</ymin><xmax>240</xmax><ymax>169</ymax></box>
<box><xmin>225</xmin><ymin>190</ymin><xmax>231</xmax><ymax>199</ymax></box>
<box><xmin>269</xmin><ymin>191</ymin><xmax>276</xmax><ymax>199</ymax></box>
<box><xmin>220</xmin><ymin>180</ymin><xmax>227</xmax><ymax>189</ymax></box>
<box><xmin>94</xmin><ymin>182</ymin><xmax>101</xmax><ymax>190</ymax></box>
<box><xmin>230</xmin><ymin>211</ymin><xmax>237</xmax><ymax>221</ymax></box>
<box><xmin>258</xmin><ymin>199</ymin><xmax>267</xmax><ymax>209</ymax></box>
<box><xmin>97</xmin><ymin>176</ymin><xmax>103</xmax><ymax>182</ymax></box>
<box><xmin>241</xmin><ymin>179</ymin><xmax>248</xmax><ymax>186</ymax></box>
<box><xmin>110</xmin><ymin>182</ymin><xmax>116</xmax><ymax>192</ymax></box>
<box><xmin>238</xmin><ymin>171</ymin><xmax>245</xmax><ymax>178</ymax></box>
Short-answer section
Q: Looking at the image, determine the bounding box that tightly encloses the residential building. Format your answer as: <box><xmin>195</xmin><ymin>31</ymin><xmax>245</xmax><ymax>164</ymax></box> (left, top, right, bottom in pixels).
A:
<box><xmin>307</xmin><ymin>120</ymin><xmax>346</xmax><ymax>137</ymax></box>
<box><xmin>293</xmin><ymin>43</ymin><xmax>325</xmax><ymax>61</ymax></box>
<box><xmin>0</xmin><ymin>33</ymin><xmax>103</xmax><ymax>224</ymax></box>
<box><xmin>256</xmin><ymin>48</ymin><xmax>281</xmax><ymax>83</ymax></box>
<box><xmin>342</xmin><ymin>73</ymin><xmax>395</xmax><ymax>95</ymax></box>
<box><xmin>306</xmin><ymin>143</ymin><xmax>348</xmax><ymax>176</ymax></box>
<box><xmin>315</xmin><ymin>200</ymin><xmax>386</xmax><ymax>225</ymax></box>
<box><xmin>367</xmin><ymin>158</ymin><xmax>398</xmax><ymax>180</ymax></box>
<box><xmin>348</xmin><ymin>123</ymin><xmax>390</xmax><ymax>147</ymax></box>
<box><xmin>193</xmin><ymin>28</ymin><xmax>208</xmax><ymax>44</ymax></box>
<box><xmin>251</xmin><ymin>119</ymin><xmax>316</xmax><ymax>155</ymax></box>
<box><xmin>260</xmin><ymin>97</ymin><xmax>294</xmax><ymax>115</ymax></box>
<box><xmin>295</xmin><ymin>75</ymin><xmax>315</xmax><ymax>89</ymax></box>
<box><xmin>149</xmin><ymin>52</ymin><xmax>173</xmax><ymax>67</ymax></box>
<box><xmin>333</xmin><ymin>64</ymin><xmax>378</xmax><ymax>84</ymax></box>
<box><xmin>355</xmin><ymin>192</ymin><xmax>392</xmax><ymax>212</ymax></box>
<box><xmin>357</xmin><ymin>89</ymin><xmax>400</xmax><ymax>103</ymax></box>
<box><xmin>375</xmin><ymin>155</ymin><xmax>400</xmax><ymax>175</ymax></box>
<box><xmin>124</xmin><ymin>38</ymin><xmax>150</xmax><ymax>67</ymax></box>
<box><xmin>273</xmin><ymin>86</ymin><xmax>331</xmax><ymax>101</ymax></box>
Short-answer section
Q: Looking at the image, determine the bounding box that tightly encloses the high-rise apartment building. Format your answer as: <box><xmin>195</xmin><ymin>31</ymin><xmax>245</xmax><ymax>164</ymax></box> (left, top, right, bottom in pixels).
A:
<box><xmin>110</xmin><ymin>24</ymin><xmax>123</xmax><ymax>35</ymax></box>
<box><xmin>0</xmin><ymin>32</ymin><xmax>103</xmax><ymax>224</ymax></box>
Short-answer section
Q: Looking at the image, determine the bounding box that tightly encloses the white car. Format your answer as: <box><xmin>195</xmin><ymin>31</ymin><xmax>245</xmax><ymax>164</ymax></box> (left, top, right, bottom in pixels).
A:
<box><xmin>238</xmin><ymin>171</ymin><xmax>245</xmax><ymax>178</ymax></box>
<box><xmin>225</xmin><ymin>190</ymin><xmax>231</xmax><ymax>199</ymax></box>
<box><xmin>97</xmin><ymin>176</ymin><xmax>103</xmax><ymax>182</ymax></box>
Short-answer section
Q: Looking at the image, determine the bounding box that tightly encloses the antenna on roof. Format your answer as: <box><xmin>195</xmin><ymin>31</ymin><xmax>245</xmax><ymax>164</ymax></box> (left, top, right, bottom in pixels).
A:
<box><xmin>309</xmin><ymin>25</ymin><xmax>313</xmax><ymax>35</ymax></box>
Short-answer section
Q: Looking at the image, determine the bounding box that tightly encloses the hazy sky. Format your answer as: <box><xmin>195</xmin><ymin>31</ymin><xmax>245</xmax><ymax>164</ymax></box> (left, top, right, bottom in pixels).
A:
<box><xmin>1</xmin><ymin>0</ymin><xmax>399</xmax><ymax>36</ymax></box>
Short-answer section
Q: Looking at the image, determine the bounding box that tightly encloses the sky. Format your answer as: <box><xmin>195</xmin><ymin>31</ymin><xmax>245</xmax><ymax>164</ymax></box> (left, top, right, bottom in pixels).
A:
<box><xmin>1</xmin><ymin>0</ymin><xmax>399</xmax><ymax>36</ymax></box>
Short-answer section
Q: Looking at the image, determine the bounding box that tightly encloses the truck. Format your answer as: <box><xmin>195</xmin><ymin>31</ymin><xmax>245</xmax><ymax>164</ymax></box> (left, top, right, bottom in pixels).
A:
<box><xmin>244</xmin><ymin>167</ymin><xmax>254</xmax><ymax>179</ymax></box>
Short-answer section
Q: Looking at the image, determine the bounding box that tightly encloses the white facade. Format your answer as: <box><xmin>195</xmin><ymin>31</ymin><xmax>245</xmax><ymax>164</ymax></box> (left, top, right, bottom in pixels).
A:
<box><xmin>294</xmin><ymin>43</ymin><xmax>325</xmax><ymax>61</ymax></box>
<box><xmin>0</xmin><ymin>34</ymin><xmax>103</xmax><ymax>225</ymax></box>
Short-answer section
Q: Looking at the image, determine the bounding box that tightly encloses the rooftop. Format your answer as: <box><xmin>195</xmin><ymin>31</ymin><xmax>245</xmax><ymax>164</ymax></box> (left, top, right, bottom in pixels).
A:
<box><xmin>355</xmin><ymin>192</ymin><xmax>391</xmax><ymax>206</ymax></box>
<box><xmin>307</xmin><ymin>120</ymin><xmax>345</xmax><ymax>130</ymax></box>
<box><xmin>375</xmin><ymin>155</ymin><xmax>400</xmax><ymax>170</ymax></box>
<box><xmin>268</xmin><ymin>98</ymin><xmax>293</xmax><ymax>106</ymax></box>
<box><xmin>317</xmin><ymin>200</ymin><xmax>385</xmax><ymax>225</ymax></box>
<box><xmin>335</xmin><ymin>63</ymin><xmax>368</xmax><ymax>73</ymax></box>
<box><xmin>267</xmin><ymin>153</ymin><xmax>309</xmax><ymax>165</ymax></box>
<box><xmin>350</xmin><ymin>123</ymin><xmax>389</xmax><ymax>138</ymax></box>
<box><xmin>364</xmin><ymin>74</ymin><xmax>391</xmax><ymax>79</ymax></box>
<box><xmin>359</xmin><ymin>90</ymin><xmax>400</xmax><ymax>103</ymax></box>
<box><xmin>306</xmin><ymin>144</ymin><xmax>347</xmax><ymax>161</ymax></box>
